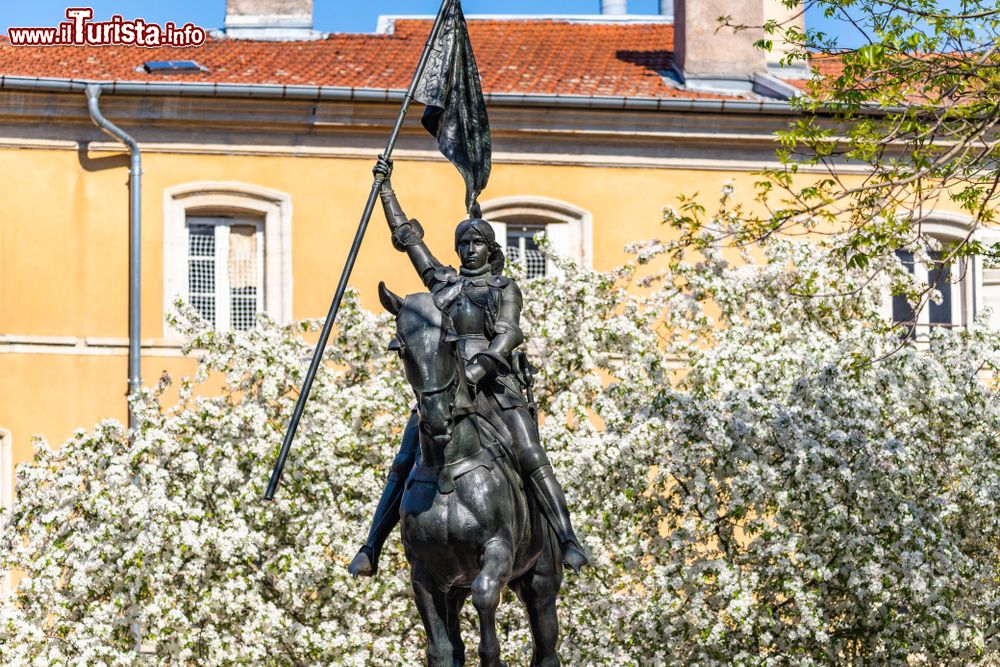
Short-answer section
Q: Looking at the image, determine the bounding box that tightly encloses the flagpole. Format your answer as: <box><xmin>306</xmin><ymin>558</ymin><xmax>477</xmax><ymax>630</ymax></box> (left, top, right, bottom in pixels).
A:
<box><xmin>265</xmin><ymin>0</ymin><xmax>454</xmax><ymax>500</ymax></box>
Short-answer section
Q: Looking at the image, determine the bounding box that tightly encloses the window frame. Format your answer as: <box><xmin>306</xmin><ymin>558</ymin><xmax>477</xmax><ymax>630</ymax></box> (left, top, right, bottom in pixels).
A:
<box><xmin>186</xmin><ymin>216</ymin><xmax>265</xmax><ymax>332</ymax></box>
<box><xmin>480</xmin><ymin>196</ymin><xmax>593</xmax><ymax>277</ymax></box>
<box><xmin>980</xmin><ymin>228</ymin><xmax>1000</xmax><ymax>331</ymax></box>
<box><xmin>884</xmin><ymin>213</ymin><xmax>980</xmax><ymax>339</ymax></box>
<box><xmin>505</xmin><ymin>221</ymin><xmax>549</xmax><ymax>278</ymax></box>
<box><xmin>163</xmin><ymin>182</ymin><xmax>292</xmax><ymax>341</ymax></box>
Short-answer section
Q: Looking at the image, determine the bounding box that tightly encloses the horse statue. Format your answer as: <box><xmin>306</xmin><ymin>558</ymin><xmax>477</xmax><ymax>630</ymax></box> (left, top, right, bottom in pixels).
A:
<box><xmin>379</xmin><ymin>282</ymin><xmax>564</xmax><ymax>667</ymax></box>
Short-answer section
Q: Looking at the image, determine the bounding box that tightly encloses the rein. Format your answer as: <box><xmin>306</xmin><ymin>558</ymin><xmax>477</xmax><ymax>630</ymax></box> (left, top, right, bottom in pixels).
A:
<box><xmin>413</xmin><ymin>367</ymin><xmax>458</xmax><ymax>397</ymax></box>
<box><xmin>409</xmin><ymin>330</ymin><xmax>475</xmax><ymax>416</ymax></box>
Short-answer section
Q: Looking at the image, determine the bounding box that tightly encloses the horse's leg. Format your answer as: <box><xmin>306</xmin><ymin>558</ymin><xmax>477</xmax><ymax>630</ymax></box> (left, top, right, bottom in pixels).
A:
<box><xmin>472</xmin><ymin>539</ymin><xmax>514</xmax><ymax>667</ymax></box>
<box><xmin>446</xmin><ymin>588</ymin><xmax>470</xmax><ymax>666</ymax></box>
<box><xmin>511</xmin><ymin>529</ymin><xmax>564</xmax><ymax>667</ymax></box>
<box><xmin>411</xmin><ymin>564</ymin><xmax>458</xmax><ymax>667</ymax></box>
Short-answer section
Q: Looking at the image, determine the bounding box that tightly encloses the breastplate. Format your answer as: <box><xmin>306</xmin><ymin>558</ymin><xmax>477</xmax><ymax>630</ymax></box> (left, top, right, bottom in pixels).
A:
<box><xmin>449</xmin><ymin>293</ymin><xmax>487</xmax><ymax>335</ymax></box>
<box><xmin>448</xmin><ymin>282</ymin><xmax>491</xmax><ymax>335</ymax></box>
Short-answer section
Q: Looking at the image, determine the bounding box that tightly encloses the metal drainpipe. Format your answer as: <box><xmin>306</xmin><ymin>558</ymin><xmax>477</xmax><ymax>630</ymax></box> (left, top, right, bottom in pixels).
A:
<box><xmin>85</xmin><ymin>84</ymin><xmax>142</xmax><ymax>431</ymax></box>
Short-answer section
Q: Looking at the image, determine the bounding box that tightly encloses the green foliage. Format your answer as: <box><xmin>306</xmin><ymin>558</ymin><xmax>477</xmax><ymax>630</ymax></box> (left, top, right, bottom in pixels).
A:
<box><xmin>713</xmin><ymin>1</ymin><xmax>1000</xmax><ymax>315</ymax></box>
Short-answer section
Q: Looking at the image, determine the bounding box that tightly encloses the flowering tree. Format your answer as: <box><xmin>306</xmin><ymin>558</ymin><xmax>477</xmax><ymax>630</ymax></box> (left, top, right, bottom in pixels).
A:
<box><xmin>712</xmin><ymin>1</ymin><xmax>1000</xmax><ymax>324</ymax></box>
<box><xmin>0</xmin><ymin>296</ymin><xmax>422</xmax><ymax>666</ymax></box>
<box><xmin>627</xmin><ymin>193</ymin><xmax>1000</xmax><ymax>664</ymax></box>
<box><xmin>2</xmin><ymin>191</ymin><xmax>999</xmax><ymax>665</ymax></box>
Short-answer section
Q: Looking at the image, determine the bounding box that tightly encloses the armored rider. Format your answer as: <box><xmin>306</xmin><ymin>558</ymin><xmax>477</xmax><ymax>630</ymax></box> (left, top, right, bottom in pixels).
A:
<box><xmin>348</xmin><ymin>157</ymin><xmax>589</xmax><ymax>577</ymax></box>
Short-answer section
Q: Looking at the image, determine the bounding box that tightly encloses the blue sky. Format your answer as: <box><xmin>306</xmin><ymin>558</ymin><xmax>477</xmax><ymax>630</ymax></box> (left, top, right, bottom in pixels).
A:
<box><xmin>0</xmin><ymin>1</ymin><xmax>862</xmax><ymax>45</ymax></box>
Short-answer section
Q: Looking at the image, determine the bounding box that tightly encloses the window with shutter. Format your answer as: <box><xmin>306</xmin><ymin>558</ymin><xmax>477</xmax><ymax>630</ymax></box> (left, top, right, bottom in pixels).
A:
<box><xmin>185</xmin><ymin>216</ymin><xmax>264</xmax><ymax>332</ymax></box>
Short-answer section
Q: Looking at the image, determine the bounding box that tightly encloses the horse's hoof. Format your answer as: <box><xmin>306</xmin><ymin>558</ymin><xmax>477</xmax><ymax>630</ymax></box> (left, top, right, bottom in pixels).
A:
<box><xmin>562</xmin><ymin>542</ymin><xmax>590</xmax><ymax>574</ymax></box>
<box><xmin>347</xmin><ymin>547</ymin><xmax>377</xmax><ymax>579</ymax></box>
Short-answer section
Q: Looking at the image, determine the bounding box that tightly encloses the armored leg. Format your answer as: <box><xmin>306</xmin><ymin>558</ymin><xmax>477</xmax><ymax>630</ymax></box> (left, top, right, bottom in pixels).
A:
<box><xmin>348</xmin><ymin>410</ymin><xmax>419</xmax><ymax>578</ymax></box>
<box><xmin>527</xmin><ymin>466</ymin><xmax>589</xmax><ymax>574</ymax></box>
<box><xmin>505</xmin><ymin>407</ymin><xmax>589</xmax><ymax>573</ymax></box>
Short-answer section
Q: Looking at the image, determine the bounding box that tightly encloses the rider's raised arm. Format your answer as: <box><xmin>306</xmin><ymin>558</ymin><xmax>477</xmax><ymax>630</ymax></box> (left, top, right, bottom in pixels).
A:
<box><xmin>478</xmin><ymin>280</ymin><xmax>525</xmax><ymax>372</ymax></box>
<box><xmin>380</xmin><ymin>179</ymin><xmax>444</xmax><ymax>286</ymax></box>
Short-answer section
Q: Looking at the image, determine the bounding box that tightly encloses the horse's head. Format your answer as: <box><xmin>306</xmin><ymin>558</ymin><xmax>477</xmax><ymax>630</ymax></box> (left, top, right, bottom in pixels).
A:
<box><xmin>380</xmin><ymin>282</ymin><xmax>462</xmax><ymax>444</ymax></box>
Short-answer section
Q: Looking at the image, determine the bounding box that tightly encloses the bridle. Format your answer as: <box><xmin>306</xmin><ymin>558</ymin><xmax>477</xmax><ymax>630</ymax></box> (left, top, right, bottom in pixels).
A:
<box><xmin>413</xmin><ymin>364</ymin><xmax>459</xmax><ymax>399</ymax></box>
<box><xmin>394</xmin><ymin>318</ymin><xmax>474</xmax><ymax>418</ymax></box>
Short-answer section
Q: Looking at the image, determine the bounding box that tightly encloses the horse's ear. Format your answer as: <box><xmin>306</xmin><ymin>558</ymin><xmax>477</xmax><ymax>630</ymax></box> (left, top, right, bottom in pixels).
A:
<box><xmin>378</xmin><ymin>281</ymin><xmax>403</xmax><ymax>316</ymax></box>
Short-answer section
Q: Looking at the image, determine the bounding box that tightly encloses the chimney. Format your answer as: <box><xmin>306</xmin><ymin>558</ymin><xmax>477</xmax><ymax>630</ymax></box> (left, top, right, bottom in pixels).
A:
<box><xmin>601</xmin><ymin>0</ymin><xmax>628</xmax><ymax>15</ymax></box>
<box><xmin>763</xmin><ymin>0</ymin><xmax>810</xmax><ymax>77</ymax></box>
<box><xmin>672</xmin><ymin>0</ymin><xmax>768</xmax><ymax>92</ymax></box>
<box><xmin>225</xmin><ymin>0</ymin><xmax>318</xmax><ymax>40</ymax></box>
<box><xmin>659</xmin><ymin>0</ymin><xmax>674</xmax><ymax>20</ymax></box>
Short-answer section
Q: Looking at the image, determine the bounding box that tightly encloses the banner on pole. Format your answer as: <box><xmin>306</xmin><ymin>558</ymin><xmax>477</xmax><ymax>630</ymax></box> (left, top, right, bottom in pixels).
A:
<box><xmin>412</xmin><ymin>0</ymin><xmax>491</xmax><ymax>217</ymax></box>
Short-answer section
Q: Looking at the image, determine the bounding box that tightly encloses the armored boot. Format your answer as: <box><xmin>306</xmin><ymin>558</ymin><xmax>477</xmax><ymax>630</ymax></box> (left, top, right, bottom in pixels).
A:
<box><xmin>528</xmin><ymin>465</ymin><xmax>590</xmax><ymax>573</ymax></box>
<box><xmin>347</xmin><ymin>472</ymin><xmax>405</xmax><ymax>578</ymax></box>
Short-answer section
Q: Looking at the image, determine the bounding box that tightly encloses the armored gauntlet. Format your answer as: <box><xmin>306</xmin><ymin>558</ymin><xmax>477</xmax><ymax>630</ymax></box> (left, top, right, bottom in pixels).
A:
<box><xmin>380</xmin><ymin>182</ymin><xmax>425</xmax><ymax>252</ymax></box>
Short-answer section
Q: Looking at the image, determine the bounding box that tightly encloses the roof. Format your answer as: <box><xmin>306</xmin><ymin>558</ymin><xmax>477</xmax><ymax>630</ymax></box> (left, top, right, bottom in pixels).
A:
<box><xmin>0</xmin><ymin>19</ymin><xmax>803</xmax><ymax>101</ymax></box>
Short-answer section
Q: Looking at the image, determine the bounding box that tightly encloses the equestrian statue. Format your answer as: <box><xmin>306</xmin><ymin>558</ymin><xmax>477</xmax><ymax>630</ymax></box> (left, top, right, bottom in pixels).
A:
<box><xmin>347</xmin><ymin>156</ymin><xmax>588</xmax><ymax>667</ymax></box>
<box><xmin>260</xmin><ymin>2</ymin><xmax>588</xmax><ymax>663</ymax></box>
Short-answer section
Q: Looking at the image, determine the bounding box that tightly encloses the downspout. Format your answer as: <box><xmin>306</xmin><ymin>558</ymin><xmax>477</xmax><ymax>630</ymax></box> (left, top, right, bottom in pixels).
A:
<box><xmin>85</xmin><ymin>84</ymin><xmax>142</xmax><ymax>431</ymax></box>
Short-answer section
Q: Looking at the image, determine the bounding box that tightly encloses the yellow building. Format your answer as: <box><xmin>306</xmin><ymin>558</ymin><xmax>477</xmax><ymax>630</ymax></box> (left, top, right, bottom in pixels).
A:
<box><xmin>1</xmin><ymin>0</ymin><xmax>998</xmax><ymax>584</ymax></box>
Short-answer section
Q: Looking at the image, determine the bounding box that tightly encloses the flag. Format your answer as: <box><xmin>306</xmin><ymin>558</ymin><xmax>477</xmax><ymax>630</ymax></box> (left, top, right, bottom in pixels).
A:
<box><xmin>412</xmin><ymin>0</ymin><xmax>491</xmax><ymax>217</ymax></box>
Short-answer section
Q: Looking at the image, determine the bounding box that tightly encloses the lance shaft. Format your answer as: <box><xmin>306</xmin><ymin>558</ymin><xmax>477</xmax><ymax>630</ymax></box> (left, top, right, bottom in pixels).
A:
<box><xmin>265</xmin><ymin>0</ymin><xmax>453</xmax><ymax>500</ymax></box>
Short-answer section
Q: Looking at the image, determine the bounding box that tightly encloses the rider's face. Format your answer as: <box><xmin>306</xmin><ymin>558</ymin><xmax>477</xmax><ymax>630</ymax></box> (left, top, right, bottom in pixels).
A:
<box><xmin>456</xmin><ymin>230</ymin><xmax>490</xmax><ymax>270</ymax></box>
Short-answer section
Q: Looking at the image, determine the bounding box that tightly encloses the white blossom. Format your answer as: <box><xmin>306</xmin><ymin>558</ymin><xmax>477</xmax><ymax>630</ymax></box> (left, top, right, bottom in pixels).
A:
<box><xmin>2</xmin><ymin>196</ymin><xmax>999</xmax><ymax>665</ymax></box>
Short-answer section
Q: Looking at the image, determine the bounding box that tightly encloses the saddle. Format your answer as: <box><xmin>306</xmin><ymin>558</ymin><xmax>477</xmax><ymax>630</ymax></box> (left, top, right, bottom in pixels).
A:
<box><xmin>408</xmin><ymin>440</ymin><xmax>509</xmax><ymax>494</ymax></box>
<box><xmin>407</xmin><ymin>349</ymin><xmax>535</xmax><ymax>497</ymax></box>
<box><xmin>407</xmin><ymin>395</ymin><xmax>523</xmax><ymax>497</ymax></box>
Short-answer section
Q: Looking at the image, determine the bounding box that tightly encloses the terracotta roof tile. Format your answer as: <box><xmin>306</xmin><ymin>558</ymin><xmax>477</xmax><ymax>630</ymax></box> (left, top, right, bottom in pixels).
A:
<box><xmin>0</xmin><ymin>19</ymin><xmax>822</xmax><ymax>100</ymax></box>
<box><xmin>785</xmin><ymin>55</ymin><xmax>847</xmax><ymax>93</ymax></box>
<box><xmin>810</xmin><ymin>54</ymin><xmax>845</xmax><ymax>79</ymax></box>
<box><xmin>0</xmin><ymin>19</ymin><xmax>720</xmax><ymax>98</ymax></box>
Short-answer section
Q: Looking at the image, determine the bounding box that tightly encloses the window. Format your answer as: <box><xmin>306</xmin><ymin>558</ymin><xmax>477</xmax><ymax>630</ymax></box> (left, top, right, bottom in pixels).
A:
<box><xmin>480</xmin><ymin>196</ymin><xmax>593</xmax><ymax>278</ymax></box>
<box><xmin>886</xmin><ymin>215</ymin><xmax>978</xmax><ymax>339</ymax></box>
<box><xmin>892</xmin><ymin>248</ymin><xmax>967</xmax><ymax>338</ymax></box>
<box><xmin>984</xmin><ymin>250</ymin><xmax>1000</xmax><ymax>331</ymax></box>
<box><xmin>187</xmin><ymin>217</ymin><xmax>263</xmax><ymax>331</ymax></box>
<box><xmin>163</xmin><ymin>183</ymin><xmax>293</xmax><ymax>340</ymax></box>
<box><xmin>505</xmin><ymin>221</ymin><xmax>548</xmax><ymax>278</ymax></box>
<box><xmin>143</xmin><ymin>60</ymin><xmax>204</xmax><ymax>74</ymax></box>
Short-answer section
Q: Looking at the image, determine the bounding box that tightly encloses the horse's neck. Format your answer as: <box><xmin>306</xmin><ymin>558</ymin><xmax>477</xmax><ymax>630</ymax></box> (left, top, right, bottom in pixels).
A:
<box><xmin>419</xmin><ymin>414</ymin><xmax>482</xmax><ymax>468</ymax></box>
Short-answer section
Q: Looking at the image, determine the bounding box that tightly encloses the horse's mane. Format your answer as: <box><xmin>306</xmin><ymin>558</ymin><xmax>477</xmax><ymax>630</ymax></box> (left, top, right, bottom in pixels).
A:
<box><xmin>395</xmin><ymin>292</ymin><xmax>452</xmax><ymax>353</ymax></box>
<box><xmin>398</xmin><ymin>292</ymin><xmax>443</xmax><ymax>332</ymax></box>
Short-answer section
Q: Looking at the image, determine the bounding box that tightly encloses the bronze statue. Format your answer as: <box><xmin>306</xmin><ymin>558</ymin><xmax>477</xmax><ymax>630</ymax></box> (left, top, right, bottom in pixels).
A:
<box><xmin>348</xmin><ymin>157</ymin><xmax>587</xmax><ymax>666</ymax></box>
